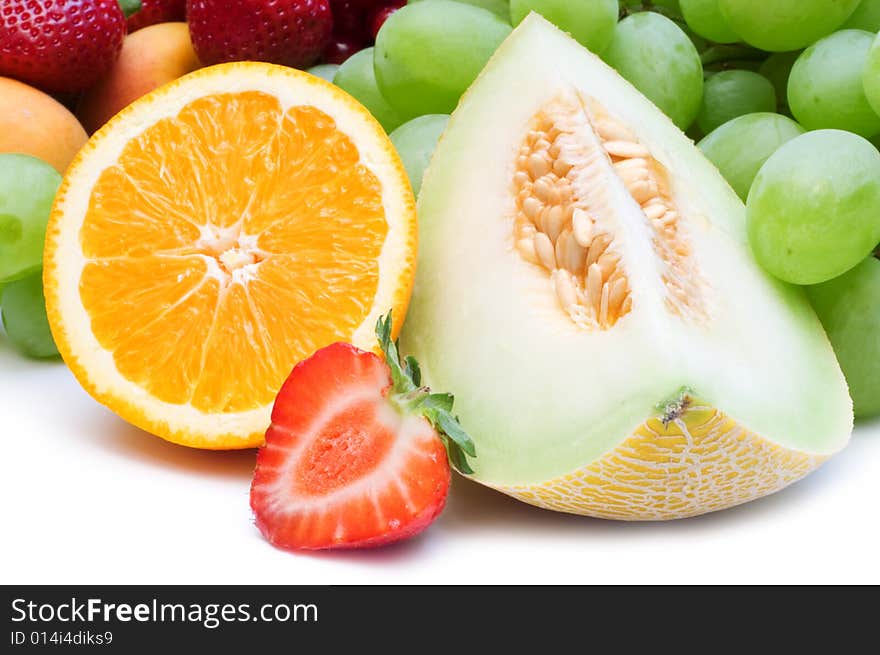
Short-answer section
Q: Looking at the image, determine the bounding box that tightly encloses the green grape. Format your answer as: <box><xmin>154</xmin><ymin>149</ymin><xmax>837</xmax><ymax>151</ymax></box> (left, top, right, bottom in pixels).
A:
<box><xmin>680</xmin><ymin>0</ymin><xmax>739</xmax><ymax>43</ymax></box>
<box><xmin>746</xmin><ymin>130</ymin><xmax>880</xmax><ymax>285</ymax></box>
<box><xmin>842</xmin><ymin>0</ymin><xmax>880</xmax><ymax>30</ymax></box>
<box><xmin>807</xmin><ymin>255</ymin><xmax>880</xmax><ymax>418</ymax></box>
<box><xmin>696</xmin><ymin>70</ymin><xmax>775</xmax><ymax>134</ymax></box>
<box><xmin>376</xmin><ymin>0</ymin><xmax>512</xmax><ymax>119</ymax></box>
<box><xmin>0</xmin><ymin>154</ymin><xmax>60</xmax><ymax>284</ymax></box>
<box><xmin>603</xmin><ymin>12</ymin><xmax>703</xmax><ymax>130</ymax></box>
<box><xmin>1</xmin><ymin>271</ymin><xmax>58</xmax><ymax>359</ymax></box>
<box><xmin>698</xmin><ymin>112</ymin><xmax>804</xmax><ymax>200</ymax></box>
<box><xmin>408</xmin><ymin>0</ymin><xmax>511</xmax><ymax>20</ymax></box>
<box><xmin>863</xmin><ymin>33</ymin><xmax>880</xmax><ymax>118</ymax></box>
<box><xmin>718</xmin><ymin>0</ymin><xmax>861</xmax><ymax>51</ymax></box>
<box><xmin>788</xmin><ymin>30</ymin><xmax>880</xmax><ymax>139</ymax></box>
<box><xmin>306</xmin><ymin>64</ymin><xmax>340</xmax><ymax>83</ymax></box>
<box><xmin>509</xmin><ymin>0</ymin><xmax>619</xmax><ymax>53</ymax></box>
<box><xmin>758</xmin><ymin>51</ymin><xmax>800</xmax><ymax>113</ymax></box>
<box><xmin>333</xmin><ymin>49</ymin><xmax>405</xmax><ymax>133</ymax></box>
<box><xmin>390</xmin><ymin>114</ymin><xmax>450</xmax><ymax>195</ymax></box>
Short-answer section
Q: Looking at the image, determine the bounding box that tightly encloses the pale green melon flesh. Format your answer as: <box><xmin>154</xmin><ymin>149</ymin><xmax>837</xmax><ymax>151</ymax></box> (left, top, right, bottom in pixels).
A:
<box><xmin>401</xmin><ymin>15</ymin><xmax>852</xmax><ymax>486</ymax></box>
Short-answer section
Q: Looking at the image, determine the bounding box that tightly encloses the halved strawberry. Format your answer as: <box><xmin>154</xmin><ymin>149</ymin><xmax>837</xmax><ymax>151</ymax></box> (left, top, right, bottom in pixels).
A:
<box><xmin>250</xmin><ymin>313</ymin><xmax>475</xmax><ymax>551</ymax></box>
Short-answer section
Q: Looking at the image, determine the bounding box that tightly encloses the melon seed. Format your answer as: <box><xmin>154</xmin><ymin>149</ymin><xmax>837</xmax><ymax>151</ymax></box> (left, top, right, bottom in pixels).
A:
<box><xmin>544</xmin><ymin>205</ymin><xmax>565</xmax><ymax>242</ymax></box>
<box><xmin>594</xmin><ymin>118</ymin><xmax>635</xmax><ymax>142</ymax></box>
<box><xmin>534</xmin><ymin>232</ymin><xmax>556</xmax><ymax>270</ymax></box>
<box><xmin>553</xmin><ymin>270</ymin><xmax>578</xmax><ymax>309</ymax></box>
<box><xmin>599</xmin><ymin>282</ymin><xmax>611</xmax><ymax>326</ymax></box>
<box><xmin>522</xmin><ymin>197</ymin><xmax>542</xmax><ymax>221</ymax></box>
<box><xmin>517</xmin><ymin>237</ymin><xmax>539</xmax><ymax>265</ymax></box>
<box><xmin>644</xmin><ymin>202</ymin><xmax>666</xmax><ymax>220</ymax></box>
<box><xmin>572</xmin><ymin>209</ymin><xmax>594</xmax><ymax>247</ymax></box>
<box><xmin>603</xmin><ymin>140</ymin><xmax>650</xmax><ymax>158</ymax></box>
<box><xmin>528</xmin><ymin>153</ymin><xmax>551</xmax><ymax>179</ymax></box>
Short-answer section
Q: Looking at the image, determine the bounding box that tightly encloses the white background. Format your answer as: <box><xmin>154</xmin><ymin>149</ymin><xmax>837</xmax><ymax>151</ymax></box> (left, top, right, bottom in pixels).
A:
<box><xmin>2</xmin><ymin>334</ymin><xmax>878</xmax><ymax>585</ymax></box>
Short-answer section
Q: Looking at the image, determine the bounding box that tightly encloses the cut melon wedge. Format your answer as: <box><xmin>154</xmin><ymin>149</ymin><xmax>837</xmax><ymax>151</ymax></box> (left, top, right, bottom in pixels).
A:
<box><xmin>401</xmin><ymin>15</ymin><xmax>853</xmax><ymax>520</ymax></box>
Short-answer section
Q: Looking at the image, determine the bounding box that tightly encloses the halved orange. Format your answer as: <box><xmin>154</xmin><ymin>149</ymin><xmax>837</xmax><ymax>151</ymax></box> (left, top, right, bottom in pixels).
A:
<box><xmin>44</xmin><ymin>63</ymin><xmax>417</xmax><ymax>449</ymax></box>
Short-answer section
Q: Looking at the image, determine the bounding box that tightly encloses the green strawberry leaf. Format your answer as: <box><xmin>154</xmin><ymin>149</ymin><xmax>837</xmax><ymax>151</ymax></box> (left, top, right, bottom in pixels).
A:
<box><xmin>377</xmin><ymin>311</ymin><xmax>476</xmax><ymax>474</ymax></box>
<box><xmin>404</xmin><ymin>355</ymin><xmax>421</xmax><ymax>387</ymax></box>
<box><xmin>445</xmin><ymin>440</ymin><xmax>475</xmax><ymax>475</ymax></box>
<box><xmin>118</xmin><ymin>0</ymin><xmax>142</xmax><ymax>19</ymax></box>
<box><xmin>436</xmin><ymin>412</ymin><xmax>477</xmax><ymax>458</ymax></box>
<box><xmin>418</xmin><ymin>392</ymin><xmax>454</xmax><ymax>414</ymax></box>
<box><xmin>376</xmin><ymin>312</ymin><xmax>415</xmax><ymax>393</ymax></box>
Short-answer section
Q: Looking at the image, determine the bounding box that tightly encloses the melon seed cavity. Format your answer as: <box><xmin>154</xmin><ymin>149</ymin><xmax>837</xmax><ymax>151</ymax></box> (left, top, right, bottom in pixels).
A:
<box><xmin>512</xmin><ymin>93</ymin><xmax>705</xmax><ymax>328</ymax></box>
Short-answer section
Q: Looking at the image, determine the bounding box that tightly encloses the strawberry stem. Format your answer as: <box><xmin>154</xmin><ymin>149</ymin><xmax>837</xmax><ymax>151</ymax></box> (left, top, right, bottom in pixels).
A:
<box><xmin>376</xmin><ymin>312</ymin><xmax>476</xmax><ymax>474</ymax></box>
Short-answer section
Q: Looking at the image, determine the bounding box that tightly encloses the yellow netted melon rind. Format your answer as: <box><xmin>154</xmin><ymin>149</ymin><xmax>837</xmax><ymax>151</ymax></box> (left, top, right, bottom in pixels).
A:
<box><xmin>494</xmin><ymin>400</ymin><xmax>827</xmax><ymax>520</ymax></box>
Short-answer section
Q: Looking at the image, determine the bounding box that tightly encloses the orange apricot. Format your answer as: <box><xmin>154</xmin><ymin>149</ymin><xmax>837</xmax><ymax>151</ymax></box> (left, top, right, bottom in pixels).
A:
<box><xmin>77</xmin><ymin>22</ymin><xmax>200</xmax><ymax>134</ymax></box>
<box><xmin>0</xmin><ymin>77</ymin><xmax>88</xmax><ymax>174</ymax></box>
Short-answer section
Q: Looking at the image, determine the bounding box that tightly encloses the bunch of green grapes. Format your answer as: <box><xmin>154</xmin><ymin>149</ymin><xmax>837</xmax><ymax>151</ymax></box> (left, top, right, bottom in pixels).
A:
<box><xmin>745</xmin><ymin>129</ymin><xmax>880</xmax><ymax>415</ymax></box>
<box><xmin>0</xmin><ymin>153</ymin><xmax>60</xmax><ymax>358</ymax></box>
<box><xmin>333</xmin><ymin>0</ymin><xmax>880</xmax><ymax>418</ymax></box>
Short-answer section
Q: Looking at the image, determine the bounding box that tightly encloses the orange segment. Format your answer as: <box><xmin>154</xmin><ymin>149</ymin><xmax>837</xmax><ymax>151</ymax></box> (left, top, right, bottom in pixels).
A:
<box><xmin>80</xmin><ymin>255</ymin><xmax>220</xmax><ymax>406</ymax></box>
<box><xmin>44</xmin><ymin>63</ymin><xmax>416</xmax><ymax>449</ymax></box>
<box><xmin>173</xmin><ymin>92</ymin><xmax>285</xmax><ymax>230</ymax></box>
<box><xmin>81</xmin><ymin>164</ymin><xmax>203</xmax><ymax>258</ymax></box>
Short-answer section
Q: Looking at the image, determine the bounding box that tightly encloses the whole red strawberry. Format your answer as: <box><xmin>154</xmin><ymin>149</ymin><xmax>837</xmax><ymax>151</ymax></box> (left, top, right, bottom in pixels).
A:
<box><xmin>322</xmin><ymin>34</ymin><xmax>364</xmax><ymax>65</ymax></box>
<box><xmin>369</xmin><ymin>1</ymin><xmax>405</xmax><ymax>41</ymax></box>
<box><xmin>127</xmin><ymin>0</ymin><xmax>186</xmax><ymax>32</ymax></box>
<box><xmin>0</xmin><ymin>0</ymin><xmax>127</xmax><ymax>94</ymax></box>
<box><xmin>187</xmin><ymin>0</ymin><xmax>333</xmax><ymax>69</ymax></box>
<box><xmin>329</xmin><ymin>0</ymin><xmax>370</xmax><ymax>39</ymax></box>
<box><xmin>323</xmin><ymin>0</ymin><xmax>380</xmax><ymax>64</ymax></box>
